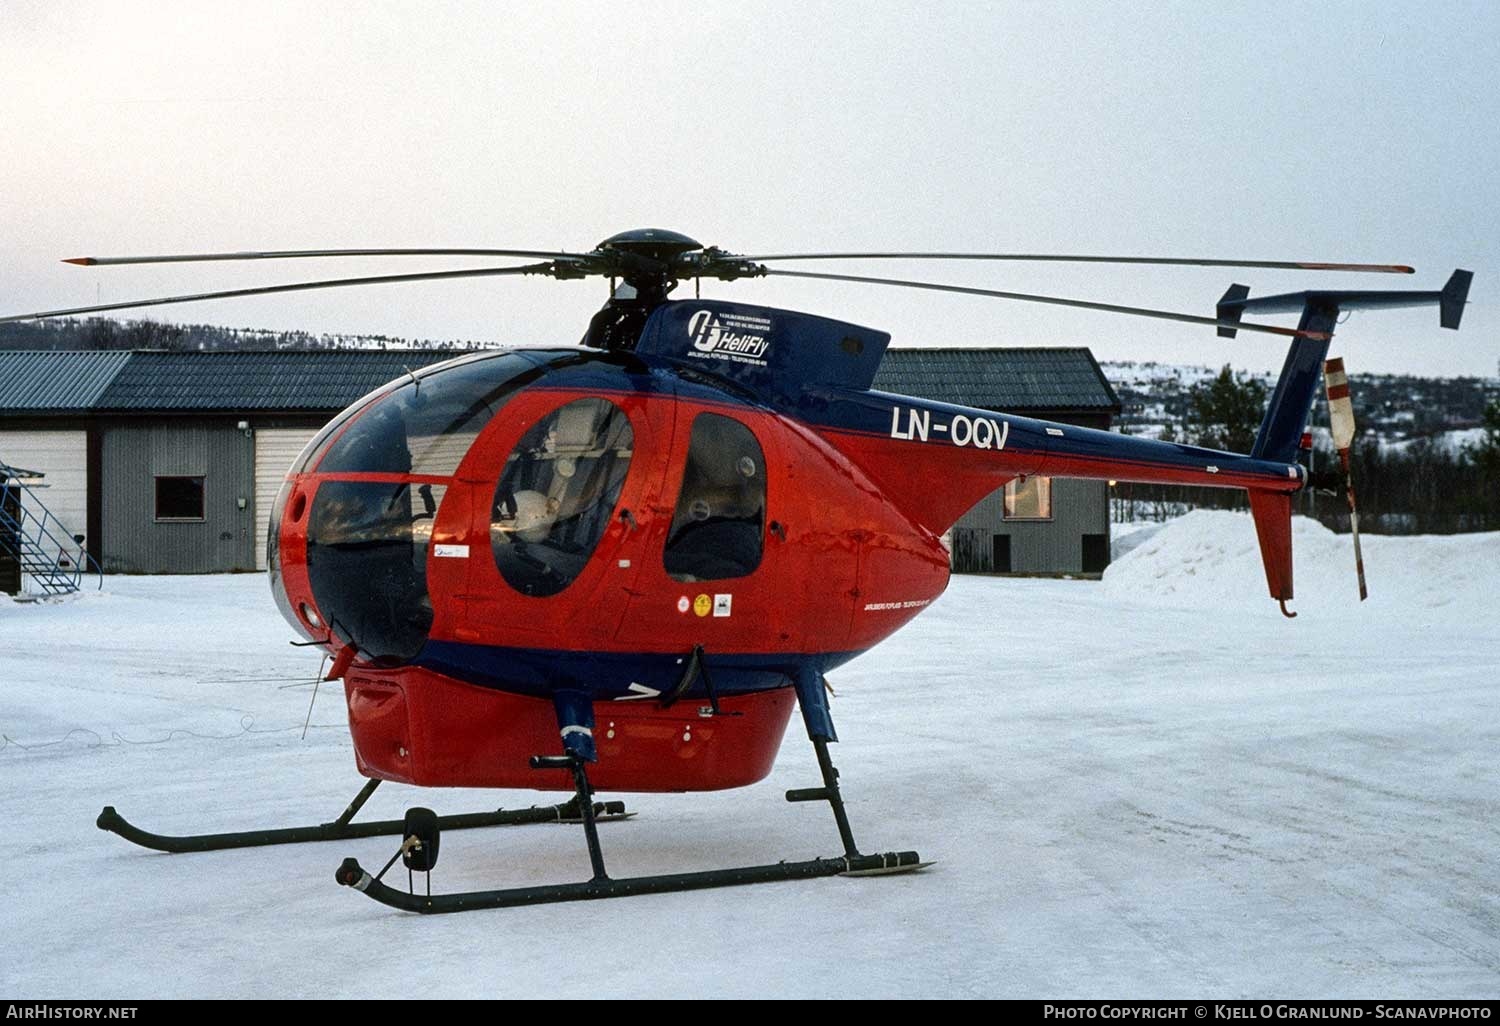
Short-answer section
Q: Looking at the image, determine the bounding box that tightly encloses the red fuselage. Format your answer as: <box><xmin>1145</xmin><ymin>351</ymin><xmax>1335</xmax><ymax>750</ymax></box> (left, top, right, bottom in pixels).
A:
<box><xmin>271</xmin><ymin>351</ymin><xmax>950</xmax><ymax>792</ymax></box>
<box><xmin>270</xmin><ymin>315</ymin><xmax>1299</xmax><ymax>794</ymax></box>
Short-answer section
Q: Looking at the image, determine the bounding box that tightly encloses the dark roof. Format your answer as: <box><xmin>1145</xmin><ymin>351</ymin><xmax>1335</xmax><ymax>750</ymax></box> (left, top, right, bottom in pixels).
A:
<box><xmin>0</xmin><ymin>350</ymin><xmax>132</xmax><ymax>412</ymax></box>
<box><xmin>0</xmin><ymin>345</ymin><xmax>1119</xmax><ymax>415</ymax></box>
<box><xmin>874</xmin><ymin>348</ymin><xmax>1120</xmax><ymax>412</ymax></box>
<box><xmin>92</xmin><ymin>350</ymin><xmax>467</xmax><ymax>411</ymax></box>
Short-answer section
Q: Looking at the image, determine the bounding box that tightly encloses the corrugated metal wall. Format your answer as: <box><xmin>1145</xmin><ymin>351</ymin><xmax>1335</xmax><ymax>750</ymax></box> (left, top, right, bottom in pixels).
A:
<box><xmin>950</xmin><ymin>478</ymin><xmax>1109</xmax><ymax>574</ymax></box>
<box><xmin>101</xmin><ymin>421</ymin><xmax>256</xmax><ymax>573</ymax></box>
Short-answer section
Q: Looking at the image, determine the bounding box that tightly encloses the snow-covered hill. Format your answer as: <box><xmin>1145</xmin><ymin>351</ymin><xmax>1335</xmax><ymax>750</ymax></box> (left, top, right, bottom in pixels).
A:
<box><xmin>3</xmin><ymin>515</ymin><xmax>1497</xmax><ymax>997</ymax></box>
<box><xmin>1103</xmin><ymin>509</ymin><xmax>1498</xmax><ymax>613</ymax></box>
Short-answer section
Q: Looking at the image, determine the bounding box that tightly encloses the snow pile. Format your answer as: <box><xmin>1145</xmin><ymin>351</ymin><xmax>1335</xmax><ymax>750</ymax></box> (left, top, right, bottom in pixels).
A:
<box><xmin>1102</xmin><ymin>509</ymin><xmax>1500</xmax><ymax>619</ymax></box>
<box><xmin>1107</xmin><ymin>518</ymin><xmax>1168</xmax><ymax>560</ymax></box>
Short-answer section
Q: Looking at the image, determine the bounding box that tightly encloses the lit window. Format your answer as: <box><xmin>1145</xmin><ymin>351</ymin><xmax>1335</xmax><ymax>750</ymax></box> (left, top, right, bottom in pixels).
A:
<box><xmin>154</xmin><ymin>476</ymin><xmax>205</xmax><ymax>521</ymax></box>
<box><xmin>1003</xmin><ymin>476</ymin><xmax>1051</xmax><ymax>520</ymax></box>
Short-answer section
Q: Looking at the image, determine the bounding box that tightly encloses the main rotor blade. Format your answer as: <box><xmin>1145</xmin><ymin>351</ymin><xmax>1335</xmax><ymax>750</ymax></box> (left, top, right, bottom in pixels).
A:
<box><xmin>760</xmin><ymin>268</ymin><xmax>1329</xmax><ymax>340</ymax></box>
<box><xmin>63</xmin><ymin>248</ymin><xmax>579</xmax><ymax>267</ymax></box>
<box><xmin>0</xmin><ymin>263</ymin><xmax>561</xmax><ymax>323</ymax></box>
<box><xmin>744</xmin><ymin>252</ymin><xmax>1415</xmax><ymax>274</ymax></box>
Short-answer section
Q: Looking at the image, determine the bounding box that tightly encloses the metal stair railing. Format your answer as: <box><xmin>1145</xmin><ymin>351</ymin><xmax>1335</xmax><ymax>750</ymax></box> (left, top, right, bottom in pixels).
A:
<box><xmin>0</xmin><ymin>480</ymin><xmax>103</xmax><ymax>596</ymax></box>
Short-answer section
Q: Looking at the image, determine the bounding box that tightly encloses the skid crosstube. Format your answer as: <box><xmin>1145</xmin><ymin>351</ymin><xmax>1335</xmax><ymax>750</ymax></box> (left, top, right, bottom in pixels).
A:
<box><xmin>335</xmin><ymin>850</ymin><xmax>926</xmax><ymax>914</ymax></box>
<box><xmin>97</xmin><ymin>778</ymin><xmax>628</xmax><ymax>854</ymax></box>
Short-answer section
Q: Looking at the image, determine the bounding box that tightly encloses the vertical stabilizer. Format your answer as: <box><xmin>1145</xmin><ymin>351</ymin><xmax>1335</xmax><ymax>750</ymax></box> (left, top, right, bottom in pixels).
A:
<box><xmin>1251</xmin><ymin>304</ymin><xmax>1338</xmax><ymax>463</ymax></box>
<box><xmin>1247</xmin><ymin>490</ymin><xmax>1295</xmax><ymax>617</ymax></box>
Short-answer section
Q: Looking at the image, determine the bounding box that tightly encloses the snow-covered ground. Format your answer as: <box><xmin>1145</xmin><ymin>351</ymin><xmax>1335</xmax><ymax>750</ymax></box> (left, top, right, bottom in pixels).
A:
<box><xmin>3</xmin><ymin>512</ymin><xmax>1497</xmax><ymax>998</ymax></box>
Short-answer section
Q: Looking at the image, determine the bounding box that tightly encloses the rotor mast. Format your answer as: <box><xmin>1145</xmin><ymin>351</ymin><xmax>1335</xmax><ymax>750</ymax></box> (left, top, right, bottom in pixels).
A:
<box><xmin>580</xmin><ymin>229</ymin><xmax>703</xmax><ymax>351</ymax></box>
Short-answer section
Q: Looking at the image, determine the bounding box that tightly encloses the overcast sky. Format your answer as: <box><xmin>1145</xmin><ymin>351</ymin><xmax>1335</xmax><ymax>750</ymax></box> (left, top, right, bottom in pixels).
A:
<box><xmin>2</xmin><ymin>1</ymin><xmax>1496</xmax><ymax>377</ymax></box>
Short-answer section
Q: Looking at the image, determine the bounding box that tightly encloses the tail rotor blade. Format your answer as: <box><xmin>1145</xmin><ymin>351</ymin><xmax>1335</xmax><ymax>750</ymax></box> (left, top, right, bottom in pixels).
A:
<box><xmin>1324</xmin><ymin>357</ymin><xmax>1368</xmax><ymax>601</ymax></box>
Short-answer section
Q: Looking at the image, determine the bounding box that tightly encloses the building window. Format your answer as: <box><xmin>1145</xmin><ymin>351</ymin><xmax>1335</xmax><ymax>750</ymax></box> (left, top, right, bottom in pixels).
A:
<box><xmin>664</xmin><ymin>414</ymin><xmax>765</xmax><ymax>582</ymax></box>
<box><xmin>155</xmin><ymin>476</ymin><xmax>206</xmax><ymax>521</ymax></box>
<box><xmin>1003</xmin><ymin>476</ymin><xmax>1052</xmax><ymax>520</ymax></box>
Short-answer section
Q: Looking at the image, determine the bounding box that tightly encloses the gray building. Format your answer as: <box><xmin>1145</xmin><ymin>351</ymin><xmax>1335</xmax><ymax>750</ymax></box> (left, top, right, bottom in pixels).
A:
<box><xmin>874</xmin><ymin>348</ymin><xmax>1121</xmax><ymax>576</ymax></box>
<box><xmin>1</xmin><ymin>346</ymin><xmax>1118</xmax><ymax>576</ymax></box>
<box><xmin>0</xmin><ymin>350</ymin><xmax>458</xmax><ymax>573</ymax></box>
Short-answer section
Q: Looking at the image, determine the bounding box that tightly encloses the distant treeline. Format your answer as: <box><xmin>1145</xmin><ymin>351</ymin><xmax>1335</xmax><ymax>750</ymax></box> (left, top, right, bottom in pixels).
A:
<box><xmin>1113</xmin><ymin>366</ymin><xmax>1500</xmax><ymax>534</ymax></box>
<box><xmin>1115</xmin><ymin>440</ymin><xmax>1500</xmax><ymax>534</ymax></box>
<box><xmin>0</xmin><ymin>317</ymin><xmax>487</xmax><ymax>352</ymax></box>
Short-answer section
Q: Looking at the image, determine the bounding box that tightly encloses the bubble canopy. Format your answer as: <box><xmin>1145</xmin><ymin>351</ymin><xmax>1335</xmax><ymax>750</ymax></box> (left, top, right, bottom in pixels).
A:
<box><xmin>268</xmin><ymin>350</ymin><xmax>580</xmax><ymax>662</ymax></box>
<box><xmin>300</xmin><ymin>350</ymin><xmax>549</xmax><ymax>477</ymax></box>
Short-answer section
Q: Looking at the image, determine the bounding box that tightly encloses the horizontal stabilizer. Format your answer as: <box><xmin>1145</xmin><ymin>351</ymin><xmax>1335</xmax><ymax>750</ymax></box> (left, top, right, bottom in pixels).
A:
<box><xmin>1216</xmin><ymin>269</ymin><xmax>1473</xmax><ymax>329</ymax></box>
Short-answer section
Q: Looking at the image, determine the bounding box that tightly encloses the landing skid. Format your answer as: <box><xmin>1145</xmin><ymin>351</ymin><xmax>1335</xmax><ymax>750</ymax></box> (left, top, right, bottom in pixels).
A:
<box><xmin>97</xmin><ymin>778</ymin><xmax>630</xmax><ymax>854</ymax></box>
<box><xmin>337</xmin><ymin>850</ymin><xmax>926</xmax><ymax>914</ymax></box>
<box><xmin>337</xmin><ymin>671</ymin><xmax>928</xmax><ymax>914</ymax></box>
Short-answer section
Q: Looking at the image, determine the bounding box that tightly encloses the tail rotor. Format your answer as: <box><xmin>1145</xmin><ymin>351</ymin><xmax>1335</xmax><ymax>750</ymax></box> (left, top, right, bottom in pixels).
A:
<box><xmin>1322</xmin><ymin>357</ymin><xmax>1368</xmax><ymax>601</ymax></box>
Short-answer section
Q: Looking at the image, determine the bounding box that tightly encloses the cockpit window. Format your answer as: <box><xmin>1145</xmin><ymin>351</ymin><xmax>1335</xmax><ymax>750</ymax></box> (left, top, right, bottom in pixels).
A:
<box><xmin>305</xmin><ymin>480</ymin><xmax>446</xmax><ymax>664</ymax></box>
<box><xmin>311</xmin><ymin>353</ymin><xmax>543</xmax><ymax>476</ymax></box>
<box><xmin>664</xmin><ymin>414</ymin><xmax>765</xmax><ymax>582</ymax></box>
<box><xmin>491</xmin><ymin>398</ymin><xmax>634</xmax><ymax>598</ymax></box>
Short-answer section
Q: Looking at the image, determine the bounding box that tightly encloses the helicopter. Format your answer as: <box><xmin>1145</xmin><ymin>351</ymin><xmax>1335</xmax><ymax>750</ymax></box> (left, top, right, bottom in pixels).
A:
<box><xmin>1</xmin><ymin>229</ymin><xmax>1471</xmax><ymax>913</ymax></box>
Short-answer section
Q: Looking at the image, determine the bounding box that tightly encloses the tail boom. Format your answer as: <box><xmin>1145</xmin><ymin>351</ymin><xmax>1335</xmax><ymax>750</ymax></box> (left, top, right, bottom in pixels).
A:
<box><xmin>812</xmin><ymin>388</ymin><xmax>1302</xmax><ymax>537</ymax></box>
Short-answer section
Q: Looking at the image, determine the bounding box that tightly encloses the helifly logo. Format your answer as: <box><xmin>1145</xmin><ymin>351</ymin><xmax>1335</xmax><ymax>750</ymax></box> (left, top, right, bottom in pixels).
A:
<box><xmin>686</xmin><ymin>309</ymin><xmax>772</xmax><ymax>366</ymax></box>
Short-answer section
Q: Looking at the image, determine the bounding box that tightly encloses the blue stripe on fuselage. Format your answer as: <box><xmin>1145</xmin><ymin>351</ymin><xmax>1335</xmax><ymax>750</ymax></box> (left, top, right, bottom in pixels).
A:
<box><xmin>415</xmin><ymin>640</ymin><xmax>865</xmax><ymax>702</ymax></box>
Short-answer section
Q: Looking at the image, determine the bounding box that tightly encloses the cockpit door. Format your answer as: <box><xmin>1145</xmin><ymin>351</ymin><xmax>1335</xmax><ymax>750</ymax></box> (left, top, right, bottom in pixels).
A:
<box><xmin>613</xmin><ymin>406</ymin><xmax>790</xmax><ymax>672</ymax></box>
<box><xmin>450</xmin><ymin>385</ymin><xmax>673</xmax><ymax>648</ymax></box>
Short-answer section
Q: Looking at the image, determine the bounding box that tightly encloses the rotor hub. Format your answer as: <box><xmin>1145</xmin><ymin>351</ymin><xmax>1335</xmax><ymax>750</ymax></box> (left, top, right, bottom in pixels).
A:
<box><xmin>595</xmin><ymin>228</ymin><xmax>704</xmax><ymax>265</ymax></box>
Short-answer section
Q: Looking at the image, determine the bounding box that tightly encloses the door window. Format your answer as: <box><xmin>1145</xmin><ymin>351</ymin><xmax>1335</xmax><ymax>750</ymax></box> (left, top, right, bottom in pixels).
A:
<box><xmin>491</xmin><ymin>398</ymin><xmax>634</xmax><ymax>597</ymax></box>
<box><xmin>664</xmin><ymin>413</ymin><xmax>765</xmax><ymax>582</ymax></box>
